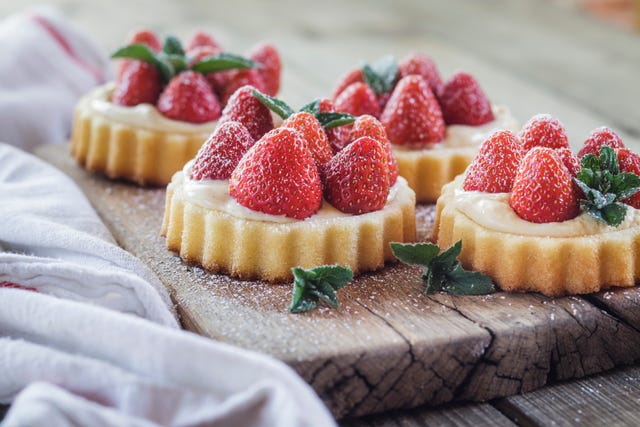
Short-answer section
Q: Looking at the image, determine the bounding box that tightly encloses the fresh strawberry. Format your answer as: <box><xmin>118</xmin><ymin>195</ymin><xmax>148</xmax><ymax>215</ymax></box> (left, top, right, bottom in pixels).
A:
<box><xmin>247</xmin><ymin>43</ymin><xmax>281</xmax><ymax>96</ymax></box>
<box><xmin>157</xmin><ymin>71</ymin><xmax>221</xmax><ymax>123</ymax></box>
<box><xmin>616</xmin><ymin>148</ymin><xmax>640</xmax><ymax>208</ymax></box>
<box><xmin>218</xmin><ymin>85</ymin><xmax>274</xmax><ymax>141</ymax></box>
<box><xmin>439</xmin><ymin>72</ymin><xmax>494</xmax><ymax>126</ymax></box>
<box><xmin>230</xmin><ymin>127</ymin><xmax>322</xmax><ymax>219</ymax></box>
<box><xmin>112</xmin><ymin>60</ymin><xmax>162</xmax><ymax>106</ymax></box>
<box><xmin>332</xmin><ymin>68</ymin><xmax>365</xmax><ymax>100</ymax></box>
<box><xmin>377</xmin><ymin>91</ymin><xmax>392</xmax><ymax>111</ymax></box>
<box><xmin>190</xmin><ymin>121</ymin><xmax>254</xmax><ymax>180</ymax></box>
<box><xmin>220</xmin><ymin>68</ymin><xmax>266</xmax><ymax>105</ymax></box>
<box><xmin>282</xmin><ymin>112</ymin><xmax>333</xmax><ymax>167</ymax></box>
<box><xmin>518</xmin><ymin>114</ymin><xmax>569</xmax><ymax>152</ymax></box>
<box><xmin>350</xmin><ymin>115</ymin><xmax>399</xmax><ymax>185</ymax></box>
<box><xmin>578</xmin><ymin>127</ymin><xmax>625</xmax><ymax>158</ymax></box>
<box><xmin>186</xmin><ymin>45</ymin><xmax>229</xmax><ymax>96</ymax></box>
<box><xmin>510</xmin><ymin>147</ymin><xmax>579</xmax><ymax>223</ymax></box>
<box><xmin>380</xmin><ymin>75</ymin><xmax>445</xmax><ymax>146</ymax></box>
<box><xmin>127</xmin><ymin>29</ymin><xmax>162</xmax><ymax>51</ymax></box>
<box><xmin>186</xmin><ymin>30</ymin><xmax>222</xmax><ymax>52</ymax></box>
<box><xmin>323</xmin><ymin>136</ymin><xmax>390</xmax><ymax>214</ymax></box>
<box><xmin>398</xmin><ymin>52</ymin><xmax>442</xmax><ymax>94</ymax></box>
<box><xmin>319</xmin><ymin>98</ymin><xmax>352</xmax><ymax>153</ymax></box>
<box><xmin>334</xmin><ymin>82</ymin><xmax>381</xmax><ymax>118</ymax></box>
<box><xmin>555</xmin><ymin>148</ymin><xmax>580</xmax><ymax>176</ymax></box>
<box><xmin>463</xmin><ymin>130</ymin><xmax>523</xmax><ymax>193</ymax></box>
<box><xmin>187</xmin><ymin>45</ymin><xmax>222</xmax><ymax>66</ymax></box>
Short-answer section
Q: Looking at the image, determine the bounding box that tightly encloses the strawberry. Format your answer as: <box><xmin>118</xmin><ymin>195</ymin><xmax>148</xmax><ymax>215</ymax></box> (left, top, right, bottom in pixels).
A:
<box><xmin>112</xmin><ymin>60</ymin><xmax>162</xmax><ymax>106</ymax></box>
<box><xmin>186</xmin><ymin>30</ymin><xmax>222</xmax><ymax>52</ymax></box>
<box><xmin>187</xmin><ymin>45</ymin><xmax>222</xmax><ymax>66</ymax></box>
<box><xmin>281</xmin><ymin>112</ymin><xmax>333</xmax><ymax>167</ymax></box>
<box><xmin>510</xmin><ymin>147</ymin><xmax>579</xmax><ymax>223</ymax></box>
<box><xmin>247</xmin><ymin>43</ymin><xmax>281</xmax><ymax>96</ymax></box>
<box><xmin>334</xmin><ymin>82</ymin><xmax>381</xmax><ymax>118</ymax></box>
<box><xmin>157</xmin><ymin>71</ymin><xmax>221</xmax><ymax>123</ymax></box>
<box><xmin>380</xmin><ymin>75</ymin><xmax>445</xmax><ymax>146</ymax></box>
<box><xmin>439</xmin><ymin>72</ymin><xmax>494</xmax><ymax>126</ymax></box>
<box><xmin>218</xmin><ymin>85</ymin><xmax>274</xmax><ymax>141</ymax></box>
<box><xmin>578</xmin><ymin>127</ymin><xmax>625</xmax><ymax>158</ymax></box>
<box><xmin>462</xmin><ymin>130</ymin><xmax>523</xmax><ymax>193</ymax></box>
<box><xmin>332</xmin><ymin>68</ymin><xmax>365</xmax><ymax>100</ymax></box>
<box><xmin>220</xmin><ymin>68</ymin><xmax>266</xmax><ymax>105</ymax></box>
<box><xmin>230</xmin><ymin>127</ymin><xmax>322</xmax><ymax>219</ymax></box>
<box><xmin>323</xmin><ymin>136</ymin><xmax>390</xmax><ymax>214</ymax></box>
<box><xmin>398</xmin><ymin>52</ymin><xmax>442</xmax><ymax>94</ymax></box>
<box><xmin>350</xmin><ymin>115</ymin><xmax>399</xmax><ymax>185</ymax></box>
<box><xmin>555</xmin><ymin>147</ymin><xmax>580</xmax><ymax>176</ymax></box>
<box><xmin>127</xmin><ymin>29</ymin><xmax>162</xmax><ymax>52</ymax></box>
<box><xmin>519</xmin><ymin>114</ymin><xmax>569</xmax><ymax>152</ymax></box>
<box><xmin>616</xmin><ymin>148</ymin><xmax>640</xmax><ymax>208</ymax></box>
<box><xmin>190</xmin><ymin>121</ymin><xmax>254</xmax><ymax>180</ymax></box>
<box><xmin>319</xmin><ymin>98</ymin><xmax>352</xmax><ymax>153</ymax></box>
<box><xmin>186</xmin><ymin>45</ymin><xmax>229</xmax><ymax>96</ymax></box>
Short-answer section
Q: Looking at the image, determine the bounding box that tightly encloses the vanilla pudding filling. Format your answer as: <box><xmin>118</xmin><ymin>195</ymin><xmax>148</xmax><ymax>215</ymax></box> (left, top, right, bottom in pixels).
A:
<box><xmin>392</xmin><ymin>105</ymin><xmax>518</xmax><ymax>152</ymax></box>
<box><xmin>173</xmin><ymin>161</ymin><xmax>408</xmax><ymax>223</ymax></box>
<box><xmin>79</xmin><ymin>83</ymin><xmax>218</xmax><ymax>133</ymax></box>
<box><xmin>450</xmin><ymin>182</ymin><xmax>640</xmax><ymax>237</ymax></box>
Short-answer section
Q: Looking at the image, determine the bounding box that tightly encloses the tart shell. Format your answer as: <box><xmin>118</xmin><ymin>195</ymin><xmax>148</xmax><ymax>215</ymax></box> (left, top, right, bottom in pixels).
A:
<box><xmin>432</xmin><ymin>180</ymin><xmax>640</xmax><ymax>296</ymax></box>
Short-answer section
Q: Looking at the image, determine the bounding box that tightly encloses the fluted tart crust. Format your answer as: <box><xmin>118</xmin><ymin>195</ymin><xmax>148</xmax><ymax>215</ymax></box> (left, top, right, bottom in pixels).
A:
<box><xmin>161</xmin><ymin>172</ymin><xmax>416</xmax><ymax>282</ymax></box>
<box><xmin>432</xmin><ymin>178</ymin><xmax>640</xmax><ymax>296</ymax></box>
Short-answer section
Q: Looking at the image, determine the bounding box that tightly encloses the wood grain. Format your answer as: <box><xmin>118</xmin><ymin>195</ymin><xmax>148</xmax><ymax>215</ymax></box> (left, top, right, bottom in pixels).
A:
<box><xmin>35</xmin><ymin>144</ymin><xmax>640</xmax><ymax>419</ymax></box>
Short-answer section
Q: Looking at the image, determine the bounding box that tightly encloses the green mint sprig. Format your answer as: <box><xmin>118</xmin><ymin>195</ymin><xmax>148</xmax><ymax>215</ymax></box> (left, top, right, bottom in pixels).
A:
<box><xmin>390</xmin><ymin>241</ymin><xmax>496</xmax><ymax>295</ymax></box>
<box><xmin>289</xmin><ymin>265</ymin><xmax>353</xmax><ymax>313</ymax></box>
<box><xmin>362</xmin><ymin>55</ymin><xmax>399</xmax><ymax>96</ymax></box>
<box><xmin>574</xmin><ymin>146</ymin><xmax>640</xmax><ymax>227</ymax></box>
<box><xmin>252</xmin><ymin>91</ymin><xmax>355</xmax><ymax>129</ymax></box>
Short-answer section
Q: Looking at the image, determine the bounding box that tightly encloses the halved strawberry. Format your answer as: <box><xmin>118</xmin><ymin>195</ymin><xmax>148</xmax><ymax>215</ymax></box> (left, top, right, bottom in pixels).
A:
<box><xmin>230</xmin><ymin>127</ymin><xmax>322</xmax><ymax>219</ymax></box>
<box><xmin>281</xmin><ymin>112</ymin><xmax>333</xmax><ymax>167</ymax></box>
<box><xmin>319</xmin><ymin>98</ymin><xmax>352</xmax><ymax>153</ymax></box>
<box><xmin>157</xmin><ymin>71</ymin><xmax>221</xmax><ymax>123</ymax></box>
<box><xmin>323</xmin><ymin>136</ymin><xmax>390</xmax><ymax>214</ymax></box>
<box><xmin>398</xmin><ymin>52</ymin><xmax>442</xmax><ymax>94</ymax></box>
<box><xmin>462</xmin><ymin>130</ymin><xmax>523</xmax><ymax>193</ymax></box>
<box><xmin>439</xmin><ymin>72</ymin><xmax>493</xmax><ymax>126</ymax></box>
<box><xmin>519</xmin><ymin>114</ymin><xmax>569</xmax><ymax>152</ymax></box>
<box><xmin>220</xmin><ymin>68</ymin><xmax>266</xmax><ymax>105</ymax></box>
<box><xmin>247</xmin><ymin>43</ymin><xmax>281</xmax><ymax>96</ymax></box>
<box><xmin>617</xmin><ymin>148</ymin><xmax>640</xmax><ymax>208</ymax></box>
<box><xmin>350</xmin><ymin>115</ymin><xmax>399</xmax><ymax>185</ymax></box>
<box><xmin>186</xmin><ymin>30</ymin><xmax>222</xmax><ymax>52</ymax></box>
<box><xmin>332</xmin><ymin>68</ymin><xmax>365</xmax><ymax>100</ymax></box>
<box><xmin>112</xmin><ymin>60</ymin><xmax>162</xmax><ymax>106</ymax></box>
<box><xmin>334</xmin><ymin>82</ymin><xmax>381</xmax><ymax>118</ymax></box>
<box><xmin>219</xmin><ymin>85</ymin><xmax>274</xmax><ymax>141</ymax></box>
<box><xmin>510</xmin><ymin>147</ymin><xmax>579</xmax><ymax>223</ymax></box>
<box><xmin>190</xmin><ymin>121</ymin><xmax>254</xmax><ymax>180</ymax></box>
<box><xmin>578</xmin><ymin>127</ymin><xmax>625</xmax><ymax>158</ymax></box>
<box><xmin>380</xmin><ymin>75</ymin><xmax>445</xmax><ymax>146</ymax></box>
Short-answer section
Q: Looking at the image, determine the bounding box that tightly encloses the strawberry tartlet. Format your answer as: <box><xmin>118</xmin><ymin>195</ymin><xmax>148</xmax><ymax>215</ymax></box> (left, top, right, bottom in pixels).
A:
<box><xmin>71</xmin><ymin>29</ymin><xmax>281</xmax><ymax>185</ymax></box>
<box><xmin>432</xmin><ymin>116</ymin><xmax>640</xmax><ymax>296</ymax></box>
<box><xmin>331</xmin><ymin>53</ymin><xmax>519</xmax><ymax>202</ymax></box>
<box><xmin>162</xmin><ymin>88</ymin><xmax>416</xmax><ymax>281</ymax></box>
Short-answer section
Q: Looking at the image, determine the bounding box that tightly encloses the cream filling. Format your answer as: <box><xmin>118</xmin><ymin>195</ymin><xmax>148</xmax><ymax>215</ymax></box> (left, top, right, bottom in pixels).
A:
<box><xmin>393</xmin><ymin>105</ymin><xmax>519</xmax><ymax>152</ymax></box>
<box><xmin>450</xmin><ymin>179</ymin><xmax>640</xmax><ymax>237</ymax></box>
<box><xmin>174</xmin><ymin>160</ymin><xmax>407</xmax><ymax>223</ymax></box>
<box><xmin>77</xmin><ymin>83</ymin><xmax>218</xmax><ymax>133</ymax></box>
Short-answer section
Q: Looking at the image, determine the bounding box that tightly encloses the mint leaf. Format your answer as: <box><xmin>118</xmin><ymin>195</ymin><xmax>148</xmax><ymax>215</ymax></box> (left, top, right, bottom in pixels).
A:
<box><xmin>363</xmin><ymin>55</ymin><xmax>398</xmax><ymax>95</ymax></box>
<box><xmin>390</xmin><ymin>240</ymin><xmax>495</xmax><ymax>296</ymax></box>
<box><xmin>289</xmin><ymin>265</ymin><xmax>353</xmax><ymax>313</ymax></box>
<box><xmin>164</xmin><ymin>53</ymin><xmax>187</xmax><ymax>74</ymax></box>
<box><xmin>252</xmin><ymin>90</ymin><xmax>295</xmax><ymax>119</ymax></box>
<box><xmin>191</xmin><ymin>53</ymin><xmax>257</xmax><ymax>74</ymax></box>
<box><xmin>601</xmin><ymin>202</ymin><xmax>627</xmax><ymax>226</ymax></box>
<box><xmin>163</xmin><ymin>35</ymin><xmax>184</xmax><ymax>56</ymax></box>
<box><xmin>111</xmin><ymin>44</ymin><xmax>157</xmax><ymax>63</ymax></box>
<box><xmin>315</xmin><ymin>112</ymin><xmax>355</xmax><ymax>129</ymax></box>
<box><xmin>299</xmin><ymin>99</ymin><xmax>321</xmax><ymax>115</ymax></box>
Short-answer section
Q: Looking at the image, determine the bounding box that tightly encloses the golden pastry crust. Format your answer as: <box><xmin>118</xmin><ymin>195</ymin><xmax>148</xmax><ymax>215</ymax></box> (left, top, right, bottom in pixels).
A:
<box><xmin>161</xmin><ymin>175</ymin><xmax>417</xmax><ymax>282</ymax></box>
<box><xmin>70</xmin><ymin>85</ymin><xmax>215</xmax><ymax>186</ymax></box>
<box><xmin>432</xmin><ymin>180</ymin><xmax>640</xmax><ymax>296</ymax></box>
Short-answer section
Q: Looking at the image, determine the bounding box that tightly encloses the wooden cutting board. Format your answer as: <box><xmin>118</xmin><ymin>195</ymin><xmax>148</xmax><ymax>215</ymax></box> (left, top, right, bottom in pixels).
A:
<box><xmin>36</xmin><ymin>144</ymin><xmax>640</xmax><ymax>419</ymax></box>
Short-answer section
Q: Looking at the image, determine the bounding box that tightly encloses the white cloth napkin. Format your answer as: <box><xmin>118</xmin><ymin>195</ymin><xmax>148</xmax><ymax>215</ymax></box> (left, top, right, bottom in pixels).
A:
<box><xmin>0</xmin><ymin>7</ymin><xmax>110</xmax><ymax>151</ymax></box>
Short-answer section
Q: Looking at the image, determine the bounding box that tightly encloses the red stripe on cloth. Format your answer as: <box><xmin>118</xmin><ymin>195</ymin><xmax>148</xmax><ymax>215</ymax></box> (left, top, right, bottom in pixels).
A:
<box><xmin>31</xmin><ymin>14</ymin><xmax>105</xmax><ymax>84</ymax></box>
<box><xmin>0</xmin><ymin>281</ymin><xmax>38</xmax><ymax>292</ymax></box>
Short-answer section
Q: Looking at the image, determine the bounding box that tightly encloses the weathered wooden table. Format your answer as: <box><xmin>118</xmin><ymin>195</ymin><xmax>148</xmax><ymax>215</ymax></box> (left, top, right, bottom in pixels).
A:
<box><xmin>4</xmin><ymin>0</ymin><xmax>640</xmax><ymax>425</ymax></box>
